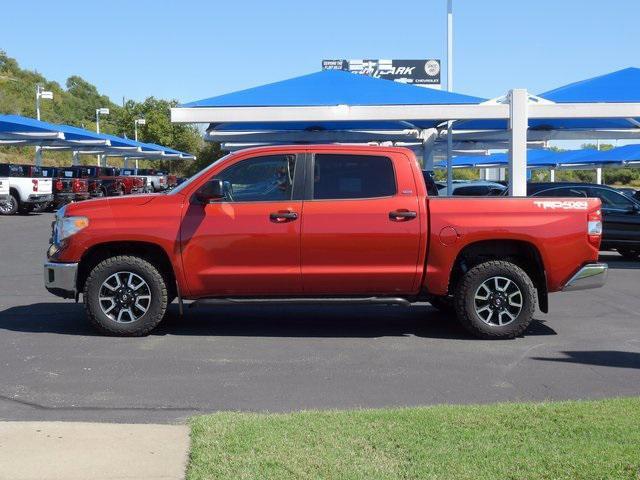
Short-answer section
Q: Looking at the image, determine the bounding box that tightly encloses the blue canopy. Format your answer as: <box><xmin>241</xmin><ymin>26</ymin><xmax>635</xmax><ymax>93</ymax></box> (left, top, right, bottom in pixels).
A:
<box><xmin>457</xmin><ymin>67</ymin><xmax>640</xmax><ymax>131</ymax></box>
<box><xmin>541</xmin><ymin>67</ymin><xmax>640</xmax><ymax>103</ymax></box>
<box><xmin>184</xmin><ymin>70</ymin><xmax>485</xmax><ymax>135</ymax></box>
<box><xmin>551</xmin><ymin>145</ymin><xmax>640</xmax><ymax>167</ymax></box>
<box><xmin>436</xmin><ymin>144</ymin><xmax>640</xmax><ymax>170</ymax></box>
<box><xmin>185</xmin><ymin>70</ymin><xmax>483</xmax><ymax>108</ymax></box>
<box><xmin>1</xmin><ymin>114</ymin><xmax>106</xmax><ymax>143</ymax></box>
<box><xmin>436</xmin><ymin>149</ymin><xmax>558</xmax><ymax>169</ymax></box>
<box><xmin>0</xmin><ymin>114</ymin><xmax>195</xmax><ymax>159</ymax></box>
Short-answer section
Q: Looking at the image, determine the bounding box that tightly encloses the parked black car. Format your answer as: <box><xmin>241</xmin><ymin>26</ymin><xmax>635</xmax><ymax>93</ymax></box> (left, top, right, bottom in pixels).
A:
<box><xmin>527</xmin><ymin>182</ymin><xmax>640</xmax><ymax>260</ymax></box>
<box><xmin>617</xmin><ymin>187</ymin><xmax>640</xmax><ymax>203</ymax></box>
<box><xmin>421</xmin><ymin>170</ymin><xmax>439</xmax><ymax>196</ymax></box>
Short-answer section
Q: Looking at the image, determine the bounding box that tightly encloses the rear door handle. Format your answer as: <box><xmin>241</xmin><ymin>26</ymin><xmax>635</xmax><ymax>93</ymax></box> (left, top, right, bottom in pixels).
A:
<box><xmin>270</xmin><ymin>210</ymin><xmax>298</xmax><ymax>222</ymax></box>
<box><xmin>389</xmin><ymin>210</ymin><xmax>417</xmax><ymax>221</ymax></box>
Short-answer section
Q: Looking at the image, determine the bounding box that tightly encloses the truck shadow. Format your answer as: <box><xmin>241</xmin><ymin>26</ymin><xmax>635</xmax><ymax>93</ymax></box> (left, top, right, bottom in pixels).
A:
<box><xmin>532</xmin><ymin>350</ymin><xmax>640</xmax><ymax>370</ymax></box>
<box><xmin>0</xmin><ymin>302</ymin><xmax>556</xmax><ymax>340</ymax></box>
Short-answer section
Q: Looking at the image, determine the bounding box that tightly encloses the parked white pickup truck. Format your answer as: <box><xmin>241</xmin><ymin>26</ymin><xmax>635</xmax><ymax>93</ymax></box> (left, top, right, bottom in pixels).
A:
<box><xmin>0</xmin><ymin>164</ymin><xmax>53</xmax><ymax>215</ymax></box>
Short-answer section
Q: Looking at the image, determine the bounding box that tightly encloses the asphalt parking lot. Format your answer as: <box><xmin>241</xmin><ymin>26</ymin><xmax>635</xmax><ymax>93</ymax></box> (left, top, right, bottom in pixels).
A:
<box><xmin>1</xmin><ymin>212</ymin><xmax>639</xmax><ymax>423</ymax></box>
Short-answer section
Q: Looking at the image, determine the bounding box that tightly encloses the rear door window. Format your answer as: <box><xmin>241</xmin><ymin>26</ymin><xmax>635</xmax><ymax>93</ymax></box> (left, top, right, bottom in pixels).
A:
<box><xmin>312</xmin><ymin>154</ymin><xmax>396</xmax><ymax>200</ymax></box>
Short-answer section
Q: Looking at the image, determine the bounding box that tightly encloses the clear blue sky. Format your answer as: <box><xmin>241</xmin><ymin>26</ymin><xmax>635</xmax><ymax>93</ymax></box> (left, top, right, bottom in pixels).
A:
<box><xmin>1</xmin><ymin>0</ymin><xmax>637</xmax><ymax>104</ymax></box>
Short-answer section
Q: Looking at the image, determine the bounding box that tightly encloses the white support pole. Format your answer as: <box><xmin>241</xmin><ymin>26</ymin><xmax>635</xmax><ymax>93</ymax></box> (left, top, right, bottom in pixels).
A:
<box><xmin>72</xmin><ymin>151</ymin><xmax>80</xmax><ymax>166</ymax></box>
<box><xmin>124</xmin><ymin>157</ymin><xmax>129</xmax><ymax>169</ymax></box>
<box><xmin>596</xmin><ymin>167</ymin><xmax>603</xmax><ymax>184</ymax></box>
<box><xmin>508</xmin><ymin>89</ymin><xmax>528</xmax><ymax>197</ymax></box>
<box><xmin>446</xmin><ymin>121</ymin><xmax>454</xmax><ymax>193</ymax></box>
<box><xmin>550</xmin><ymin>168</ymin><xmax>556</xmax><ymax>182</ymax></box>
<box><xmin>447</xmin><ymin>0</ymin><xmax>453</xmax><ymax>92</ymax></box>
<box><xmin>35</xmin><ymin>85</ymin><xmax>42</xmax><ymax>166</ymax></box>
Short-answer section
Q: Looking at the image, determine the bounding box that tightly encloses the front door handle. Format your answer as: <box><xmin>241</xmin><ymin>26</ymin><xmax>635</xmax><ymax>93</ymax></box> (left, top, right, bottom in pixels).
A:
<box><xmin>389</xmin><ymin>209</ymin><xmax>417</xmax><ymax>221</ymax></box>
<box><xmin>270</xmin><ymin>210</ymin><xmax>298</xmax><ymax>222</ymax></box>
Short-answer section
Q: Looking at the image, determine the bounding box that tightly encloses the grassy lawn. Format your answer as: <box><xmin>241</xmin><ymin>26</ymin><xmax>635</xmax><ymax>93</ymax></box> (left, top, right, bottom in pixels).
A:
<box><xmin>188</xmin><ymin>397</ymin><xmax>640</xmax><ymax>480</ymax></box>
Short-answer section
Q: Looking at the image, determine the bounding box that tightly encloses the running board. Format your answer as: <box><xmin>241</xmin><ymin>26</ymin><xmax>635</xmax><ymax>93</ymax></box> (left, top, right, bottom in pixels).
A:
<box><xmin>190</xmin><ymin>296</ymin><xmax>411</xmax><ymax>308</ymax></box>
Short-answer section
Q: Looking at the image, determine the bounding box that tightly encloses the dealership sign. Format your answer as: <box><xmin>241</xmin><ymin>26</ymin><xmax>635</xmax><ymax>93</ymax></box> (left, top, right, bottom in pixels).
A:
<box><xmin>322</xmin><ymin>59</ymin><xmax>441</xmax><ymax>89</ymax></box>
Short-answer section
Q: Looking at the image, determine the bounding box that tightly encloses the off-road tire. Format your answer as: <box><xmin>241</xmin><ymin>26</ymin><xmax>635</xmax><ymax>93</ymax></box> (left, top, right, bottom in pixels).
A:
<box><xmin>0</xmin><ymin>193</ymin><xmax>18</xmax><ymax>215</ymax></box>
<box><xmin>617</xmin><ymin>248</ymin><xmax>640</xmax><ymax>261</ymax></box>
<box><xmin>84</xmin><ymin>255</ymin><xmax>168</xmax><ymax>336</ymax></box>
<box><xmin>454</xmin><ymin>260</ymin><xmax>536</xmax><ymax>339</ymax></box>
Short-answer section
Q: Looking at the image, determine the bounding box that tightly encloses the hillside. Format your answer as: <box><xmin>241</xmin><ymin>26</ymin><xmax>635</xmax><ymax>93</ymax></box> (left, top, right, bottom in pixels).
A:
<box><xmin>0</xmin><ymin>51</ymin><xmax>216</xmax><ymax>174</ymax></box>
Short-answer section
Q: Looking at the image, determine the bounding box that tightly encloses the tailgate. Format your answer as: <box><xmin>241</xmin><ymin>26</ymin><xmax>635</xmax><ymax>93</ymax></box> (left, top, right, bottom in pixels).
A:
<box><xmin>36</xmin><ymin>178</ymin><xmax>53</xmax><ymax>195</ymax></box>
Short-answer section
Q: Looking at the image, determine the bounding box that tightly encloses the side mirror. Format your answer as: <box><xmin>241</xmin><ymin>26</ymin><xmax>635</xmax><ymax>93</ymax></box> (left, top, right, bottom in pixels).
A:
<box><xmin>195</xmin><ymin>179</ymin><xmax>225</xmax><ymax>204</ymax></box>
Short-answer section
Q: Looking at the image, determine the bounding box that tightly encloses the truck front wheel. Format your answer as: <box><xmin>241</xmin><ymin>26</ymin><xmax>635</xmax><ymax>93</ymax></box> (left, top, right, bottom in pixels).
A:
<box><xmin>83</xmin><ymin>255</ymin><xmax>168</xmax><ymax>336</ymax></box>
<box><xmin>454</xmin><ymin>260</ymin><xmax>536</xmax><ymax>339</ymax></box>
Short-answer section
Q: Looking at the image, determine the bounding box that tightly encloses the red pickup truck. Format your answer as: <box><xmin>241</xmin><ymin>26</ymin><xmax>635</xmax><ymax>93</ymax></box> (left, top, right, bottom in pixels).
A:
<box><xmin>43</xmin><ymin>145</ymin><xmax>607</xmax><ymax>339</ymax></box>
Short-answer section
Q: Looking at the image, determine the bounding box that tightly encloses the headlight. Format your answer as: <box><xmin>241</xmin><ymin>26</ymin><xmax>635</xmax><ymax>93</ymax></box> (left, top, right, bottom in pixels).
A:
<box><xmin>53</xmin><ymin>214</ymin><xmax>89</xmax><ymax>244</ymax></box>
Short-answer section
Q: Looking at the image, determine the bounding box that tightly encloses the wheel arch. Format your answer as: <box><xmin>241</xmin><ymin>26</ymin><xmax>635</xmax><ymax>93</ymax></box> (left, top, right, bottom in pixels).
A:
<box><xmin>77</xmin><ymin>241</ymin><xmax>177</xmax><ymax>300</ymax></box>
<box><xmin>9</xmin><ymin>186</ymin><xmax>21</xmax><ymax>202</ymax></box>
<box><xmin>449</xmin><ymin>239</ymin><xmax>548</xmax><ymax>313</ymax></box>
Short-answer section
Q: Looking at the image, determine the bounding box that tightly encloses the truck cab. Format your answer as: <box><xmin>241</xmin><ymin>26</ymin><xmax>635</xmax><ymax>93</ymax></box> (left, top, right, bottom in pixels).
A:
<box><xmin>0</xmin><ymin>163</ymin><xmax>53</xmax><ymax>215</ymax></box>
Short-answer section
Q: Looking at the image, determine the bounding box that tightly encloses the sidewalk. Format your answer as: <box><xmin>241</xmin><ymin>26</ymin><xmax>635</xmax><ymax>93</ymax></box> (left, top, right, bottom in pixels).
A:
<box><xmin>0</xmin><ymin>422</ymin><xmax>190</xmax><ymax>480</ymax></box>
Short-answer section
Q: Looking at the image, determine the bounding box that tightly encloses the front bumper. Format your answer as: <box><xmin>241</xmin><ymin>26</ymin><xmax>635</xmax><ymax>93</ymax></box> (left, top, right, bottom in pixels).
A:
<box><xmin>44</xmin><ymin>261</ymin><xmax>78</xmax><ymax>299</ymax></box>
<box><xmin>562</xmin><ymin>263</ymin><xmax>608</xmax><ymax>291</ymax></box>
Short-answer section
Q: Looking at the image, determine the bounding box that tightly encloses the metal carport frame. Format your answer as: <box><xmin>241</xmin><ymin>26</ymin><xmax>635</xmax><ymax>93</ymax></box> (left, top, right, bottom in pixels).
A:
<box><xmin>172</xmin><ymin>93</ymin><xmax>640</xmax><ymax>196</ymax></box>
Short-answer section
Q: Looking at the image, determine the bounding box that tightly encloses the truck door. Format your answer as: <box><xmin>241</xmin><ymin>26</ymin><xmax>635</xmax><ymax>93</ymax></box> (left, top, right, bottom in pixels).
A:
<box><xmin>181</xmin><ymin>153</ymin><xmax>304</xmax><ymax>297</ymax></box>
<box><xmin>300</xmin><ymin>152</ymin><xmax>422</xmax><ymax>295</ymax></box>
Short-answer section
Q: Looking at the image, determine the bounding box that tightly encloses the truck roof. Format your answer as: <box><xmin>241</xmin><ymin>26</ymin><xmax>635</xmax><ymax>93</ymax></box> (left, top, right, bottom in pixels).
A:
<box><xmin>230</xmin><ymin>144</ymin><xmax>417</xmax><ymax>156</ymax></box>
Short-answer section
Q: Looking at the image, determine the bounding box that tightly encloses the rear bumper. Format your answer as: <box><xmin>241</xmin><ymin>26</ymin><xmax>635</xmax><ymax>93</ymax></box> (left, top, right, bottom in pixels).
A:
<box><xmin>562</xmin><ymin>263</ymin><xmax>608</xmax><ymax>291</ymax></box>
<box><xmin>24</xmin><ymin>194</ymin><xmax>53</xmax><ymax>204</ymax></box>
<box><xmin>53</xmin><ymin>192</ymin><xmax>90</xmax><ymax>204</ymax></box>
<box><xmin>44</xmin><ymin>262</ymin><xmax>78</xmax><ymax>299</ymax></box>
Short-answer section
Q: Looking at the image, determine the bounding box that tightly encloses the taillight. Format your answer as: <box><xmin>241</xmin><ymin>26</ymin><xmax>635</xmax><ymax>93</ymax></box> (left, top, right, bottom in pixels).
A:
<box><xmin>32</xmin><ymin>179</ymin><xmax>38</xmax><ymax>192</ymax></box>
<box><xmin>55</xmin><ymin>179</ymin><xmax>64</xmax><ymax>192</ymax></box>
<box><xmin>588</xmin><ymin>209</ymin><xmax>602</xmax><ymax>248</ymax></box>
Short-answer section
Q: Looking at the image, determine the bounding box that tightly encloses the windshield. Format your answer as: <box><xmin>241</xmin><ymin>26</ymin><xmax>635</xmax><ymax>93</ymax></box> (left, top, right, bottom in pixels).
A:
<box><xmin>169</xmin><ymin>153</ymin><xmax>232</xmax><ymax>195</ymax></box>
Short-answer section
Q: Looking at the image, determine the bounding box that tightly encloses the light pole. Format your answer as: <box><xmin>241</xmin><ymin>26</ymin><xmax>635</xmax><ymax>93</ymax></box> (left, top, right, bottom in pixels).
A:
<box><xmin>95</xmin><ymin>107</ymin><xmax>110</xmax><ymax>166</ymax></box>
<box><xmin>35</xmin><ymin>84</ymin><xmax>53</xmax><ymax>166</ymax></box>
<box><xmin>446</xmin><ymin>0</ymin><xmax>454</xmax><ymax>194</ymax></box>
<box><xmin>134</xmin><ymin>118</ymin><xmax>146</xmax><ymax>169</ymax></box>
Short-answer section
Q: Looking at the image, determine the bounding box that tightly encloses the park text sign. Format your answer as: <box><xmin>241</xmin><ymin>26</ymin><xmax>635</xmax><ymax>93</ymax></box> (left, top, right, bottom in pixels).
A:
<box><xmin>322</xmin><ymin>59</ymin><xmax>441</xmax><ymax>89</ymax></box>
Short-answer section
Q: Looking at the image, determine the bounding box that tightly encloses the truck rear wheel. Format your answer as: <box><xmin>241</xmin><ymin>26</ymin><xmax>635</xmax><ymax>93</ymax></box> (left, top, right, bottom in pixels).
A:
<box><xmin>83</xmin><ymin>255</ymin><xmax>168</xmax><ymax>336</ymax></box>
<box><xmin>0</xmin><ymin>193</ymin><xmax>18</xmax><ymax>215</ymax></box>
<box><xmin>454</xmin><ymin>260</ymin><xmax>536</xmax><ymax>339</ymax></box>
